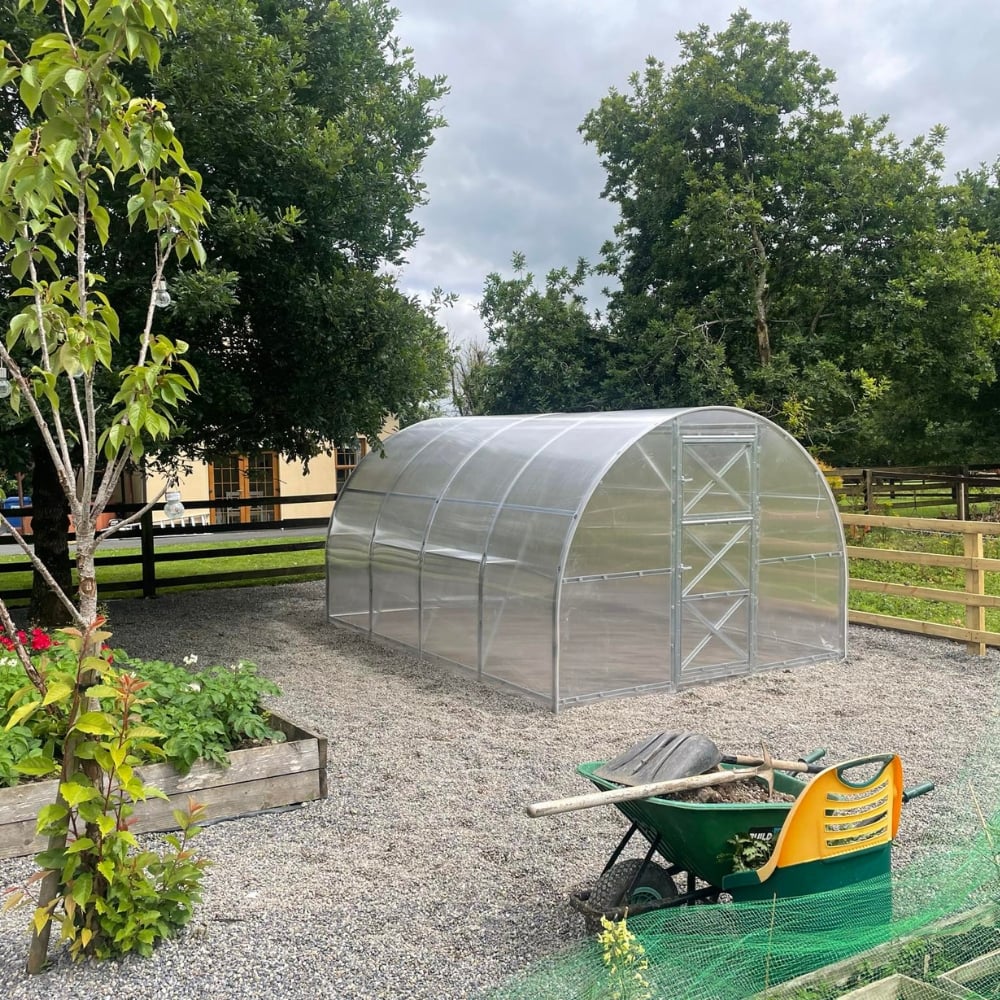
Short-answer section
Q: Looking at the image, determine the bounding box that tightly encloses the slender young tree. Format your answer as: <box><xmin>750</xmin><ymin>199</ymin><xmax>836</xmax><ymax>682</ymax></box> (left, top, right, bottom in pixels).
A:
<box><xmin>0</xmin><ymin>0</ymin><xmax>207</xmax><ymax>969</ymax></box>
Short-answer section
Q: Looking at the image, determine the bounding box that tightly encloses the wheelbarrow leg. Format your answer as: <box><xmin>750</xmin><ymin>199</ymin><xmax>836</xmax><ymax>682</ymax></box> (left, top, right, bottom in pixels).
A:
<box><xmin>600</xmin><ymin>821</ymin><xmax>641</xmax><ymax>875</ymax></box>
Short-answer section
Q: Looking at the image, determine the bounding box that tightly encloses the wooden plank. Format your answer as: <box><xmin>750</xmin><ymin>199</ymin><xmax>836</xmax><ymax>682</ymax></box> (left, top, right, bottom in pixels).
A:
<box><xmin>0</xmin><ymin>711</ymin><xmax>326</xmax><ymax>860</ymax></box>
<box><xmin>841</xmin><ymin>512</ymin><xmax>1000</xmax><ymax>534</ymax></box>
<box><xmin>845</xmin><ymin>546</ymin><xmax>1000</xmax><ymax>572</ymax></box>
<box><xmin>848</xmin><ymin>610</ymin><xmax>1000</xmax><ymax>646</ymax></box>
<box><xmin>966</xmin><ymin>530</ymin><xmax>986</xmax><ymax>655</ymax></box>
<box><xmin>849</xmin><ymin>578</ymin><xmax>1000</xmax><ymax>609</ymax></box>
<box><xmin>135</xmin><ymin>739</ymin><xmax>319</xmax><ymax>796</ymax></box>
<box><xmin>121</xmin><ymin>771</ymin><xmax>322</xmax><ymax>834</ymax></box>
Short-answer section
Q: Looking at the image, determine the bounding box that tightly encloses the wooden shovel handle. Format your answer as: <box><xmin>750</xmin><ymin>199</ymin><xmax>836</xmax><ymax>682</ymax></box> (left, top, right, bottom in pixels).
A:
<box><xmin>526</xmin><ymin>765</ymin><xmax>764</xmax><ymax>819</ymax></box>
<box><xmin>721</xmin><ymin>754</ymin><xmax>823</xmax><ymax>774</ymax></box>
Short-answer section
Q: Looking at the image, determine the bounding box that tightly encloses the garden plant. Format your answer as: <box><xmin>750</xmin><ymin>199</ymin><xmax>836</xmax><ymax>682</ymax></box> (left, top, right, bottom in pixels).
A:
<box><xmin>0</xmin><ymin>0</ymin><xmax>212</xmax><ymax>972</ymax></box>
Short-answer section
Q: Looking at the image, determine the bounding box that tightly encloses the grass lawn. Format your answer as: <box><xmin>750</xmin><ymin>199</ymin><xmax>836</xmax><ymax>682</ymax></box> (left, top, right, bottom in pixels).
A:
<box><xmin>0</xmin><ymin>534</ymin><xmax>326</xmax><ymax>601</ymax></box>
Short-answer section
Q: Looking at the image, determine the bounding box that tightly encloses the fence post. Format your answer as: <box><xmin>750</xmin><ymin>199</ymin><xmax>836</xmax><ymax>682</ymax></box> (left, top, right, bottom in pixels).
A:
<box><xmin>863</xmin><ymin>469</ymin><xmax>874</xmax><ymax>514</ymax></box>
<box><xmin>956</xmin><ymin>479</ymin><xmax>968</xmax><ymax>521</ymax></box>
<box><xmin>140</xmin><ymin>509</ymin><xmax>156</xmax><ymax>599</ymax></box>
<box><xmin>964</xmin><ymin>527</ymin><xmax>985</xmax><ymax>656</ymax></box>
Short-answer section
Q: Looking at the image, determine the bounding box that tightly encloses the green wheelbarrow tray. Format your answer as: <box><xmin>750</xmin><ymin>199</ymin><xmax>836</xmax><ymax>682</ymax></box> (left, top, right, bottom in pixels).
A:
<box><xmin>577</xmin><ymin>759</ymin><xmax>807</xmax><ymax>890</ymax></box>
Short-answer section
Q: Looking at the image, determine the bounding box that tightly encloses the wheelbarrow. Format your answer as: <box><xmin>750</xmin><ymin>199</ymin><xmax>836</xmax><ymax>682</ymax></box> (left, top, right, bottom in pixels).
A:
<box><xmin>527</xmin><ymin>733</ymin><xmax>934</xmax><ymax>927</ymax></box>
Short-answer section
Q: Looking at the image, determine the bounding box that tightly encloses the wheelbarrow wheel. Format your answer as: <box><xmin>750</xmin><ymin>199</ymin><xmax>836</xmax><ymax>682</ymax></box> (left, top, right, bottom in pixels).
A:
<box><xmin>585</xmin><ymin>859</ymin><xmax>677</xmax><ymax>931</ymax></box>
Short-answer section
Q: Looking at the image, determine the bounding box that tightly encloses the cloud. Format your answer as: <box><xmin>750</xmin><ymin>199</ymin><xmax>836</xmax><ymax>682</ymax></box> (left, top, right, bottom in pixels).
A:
<box><xmin>395</xmin><ymin>1</ymin><xmax>1000</xmax><ymax>344</ymax></box>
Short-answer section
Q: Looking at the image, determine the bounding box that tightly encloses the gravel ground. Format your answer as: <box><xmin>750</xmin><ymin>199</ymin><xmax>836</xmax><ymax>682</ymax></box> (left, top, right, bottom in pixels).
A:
<box><xmin>1</xmin><ymin>580</ymin><xmax>998</xmax><ymax>999</ymax></box>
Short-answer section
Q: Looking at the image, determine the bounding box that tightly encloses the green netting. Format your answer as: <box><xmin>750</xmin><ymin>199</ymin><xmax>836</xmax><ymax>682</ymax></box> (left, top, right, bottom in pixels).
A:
<box><xmin>490</xmin><ymin>677</ymin><xmax>1000</xmax><ymax>1000</ymax></box>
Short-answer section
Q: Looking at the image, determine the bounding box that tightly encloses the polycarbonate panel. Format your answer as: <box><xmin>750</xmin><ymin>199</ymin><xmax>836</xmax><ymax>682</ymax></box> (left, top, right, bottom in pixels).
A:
<box><xmin>420</xmin><ymin>498</ymin><xmax>498</xmax><ymax>666</ymax></box>
<box><xmin>503</xmin><ymin>419</ymin><xmax>651</xmax><ymax>515</ymax></box>
<box><xmin>678</xmin><ymin>593</ymin><xmax>751</xmax><ymax>684</ymax></box>
<box><xmin>756</xmin><ymin>555</ymin><xmax>845</xmax><ymax>664</ymax></box>
<box><xmin>370</xmin><ymin>494</ymin><xmax>435</xmax><ymax>645</ymax></box>
<box><xmin>390</xmin><ymin>417</ymin><xmax>519</xmax><ymax>498</ymax></box>
<box><xmin>480</xmin><ymin>509</ymin><xmax>570</xmax><ymax>697</ymax></box>
<box><xmin>326</xmin><ymin>490</ymin><xmax>382</xmax><ymax>625</ymax></box>
<box><xmin>442</xmin><ymin>419</ymin><xmax>572</xmax><ymax>505</ymax></box>
<box><xmin>345</xmin><ymin>419</ymin><xmax>450</xmax><ymax>493</ymax></box>
<box><xmin>559</xmin><ymin>574</ymin><xmax>672</xmax><ymax>701</ymax></box>
<box><xmin>565</xmin><ymin>431</ymin><xmax>673</xmax><ymax>580</ymax></box>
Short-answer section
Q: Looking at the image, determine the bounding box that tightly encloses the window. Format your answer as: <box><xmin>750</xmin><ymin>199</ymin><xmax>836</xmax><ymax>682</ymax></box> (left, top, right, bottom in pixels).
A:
<box><xmin>335</xmin><ymin>440</ymin><xmax>367</xmax><ymax>493</ymax></box>
<box><xmin>209</xmin><ymin>452</ymin><xmax>280</xmax><ymax>525</ymax></box>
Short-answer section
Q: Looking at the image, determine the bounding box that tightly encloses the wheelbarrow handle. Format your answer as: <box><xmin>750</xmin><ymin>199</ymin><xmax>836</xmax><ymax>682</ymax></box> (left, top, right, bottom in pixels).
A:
<box><xmin>902</xmin><ymin>781</ymin><xmax>935</xmax><ymax>803</ymax></box>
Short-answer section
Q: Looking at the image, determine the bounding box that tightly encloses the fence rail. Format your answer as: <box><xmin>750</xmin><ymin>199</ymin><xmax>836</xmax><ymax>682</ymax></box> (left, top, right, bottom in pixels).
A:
<box><xmin>0</xmin><ymin>494</ymin><xmax>333</xmax><ymax>604</ymax></box>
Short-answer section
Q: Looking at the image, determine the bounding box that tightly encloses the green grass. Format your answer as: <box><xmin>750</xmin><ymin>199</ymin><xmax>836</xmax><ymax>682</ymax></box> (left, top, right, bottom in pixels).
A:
<box><xmin>0</xmin><ymin>534</ymin><xmax>326</xmax><ymax>600</ymax></box>
<box><xmin>845</xmin><ymin>522</ymin><xmax>1000</xmax><ymax>632</ymax></box>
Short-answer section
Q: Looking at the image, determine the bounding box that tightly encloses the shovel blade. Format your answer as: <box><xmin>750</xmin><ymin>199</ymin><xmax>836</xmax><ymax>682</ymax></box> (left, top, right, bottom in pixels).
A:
<box><xmin>594</xmin><ymin>730</ymin><xmax>722</xmax><ymax>786</ymax></box>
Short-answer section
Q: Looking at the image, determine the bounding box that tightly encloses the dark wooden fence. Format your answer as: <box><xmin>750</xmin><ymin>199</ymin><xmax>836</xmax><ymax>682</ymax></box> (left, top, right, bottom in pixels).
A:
<box><xmin>0</xmin><ymin>493</ymin><xmax>334</xmax><ymax>606</ymax></box>
<box><xmin>832</xmin><ymin>467</ymin><xmax>1000</xmax><ymax>519</ymax></box>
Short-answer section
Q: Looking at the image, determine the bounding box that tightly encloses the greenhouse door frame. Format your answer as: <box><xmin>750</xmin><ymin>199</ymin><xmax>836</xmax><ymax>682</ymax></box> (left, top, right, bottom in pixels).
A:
<box><xmin>672</xmin><ymin>424</ymin><xmax>759</xmax><ymax>687</ymax></box>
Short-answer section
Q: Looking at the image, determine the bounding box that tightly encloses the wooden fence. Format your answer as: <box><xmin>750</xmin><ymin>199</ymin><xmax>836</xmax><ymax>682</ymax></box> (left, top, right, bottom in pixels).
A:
<box><xmin>5</xmin><ymin>489</ymin><xmax>1000</xmax><ymax>657</ymax></box>
<box><xmin>833</xmin><ymin>466</ymin><xmax>1000</xmax><ymax>519</ymax></box>
<box><xmin>842</xmin><ymin>511</ymin><xmax>1000</xmax><ymax>655</ymax></box>
<box><xmin>0</xmin><ymin>493</ymin><xmax>333</xmax><ymax>605</ymax></box>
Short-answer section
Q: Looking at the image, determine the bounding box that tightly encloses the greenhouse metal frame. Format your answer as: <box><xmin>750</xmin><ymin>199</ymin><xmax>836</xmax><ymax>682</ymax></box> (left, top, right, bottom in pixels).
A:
<box><xmin>326</xmin><ymin>408</ymin><xmax>847</xmax><ymax>711</ymax></box>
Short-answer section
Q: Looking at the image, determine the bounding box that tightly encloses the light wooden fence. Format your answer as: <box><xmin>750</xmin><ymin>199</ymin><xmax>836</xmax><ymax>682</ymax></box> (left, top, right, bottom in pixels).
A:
<box><xmin>841</xmin><ymin>512</ymin><xmax>1000</xmax><ymax>655</ymax></box>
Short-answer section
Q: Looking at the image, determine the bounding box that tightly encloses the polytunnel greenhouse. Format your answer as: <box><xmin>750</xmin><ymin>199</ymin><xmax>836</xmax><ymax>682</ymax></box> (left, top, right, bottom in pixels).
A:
<box><xmin>325</xmin><ymin>408</ymin><xmax>847</xmax><ymax>711</ymax></box>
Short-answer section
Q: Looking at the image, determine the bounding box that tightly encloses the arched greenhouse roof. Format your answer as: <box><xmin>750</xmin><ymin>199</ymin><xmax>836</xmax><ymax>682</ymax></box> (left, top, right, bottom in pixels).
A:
<box><xmin>327</xmin><ymin>408</ymin><xmax>847</xmax><ymax>711</ymax></box>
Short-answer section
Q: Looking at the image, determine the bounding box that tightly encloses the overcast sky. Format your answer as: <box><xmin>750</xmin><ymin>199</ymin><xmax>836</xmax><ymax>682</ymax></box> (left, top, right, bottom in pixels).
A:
<box><xmin>390</xmin><ymin>1</ymin><xmax>1000</xmax><ymax>344</ymax></box>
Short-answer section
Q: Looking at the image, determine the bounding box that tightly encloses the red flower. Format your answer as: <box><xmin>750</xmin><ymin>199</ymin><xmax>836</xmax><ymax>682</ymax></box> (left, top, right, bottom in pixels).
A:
<box><xmin>29</xmin><ymin>628</ymin><xmax>52</xmax><ymax>652</ymax></box>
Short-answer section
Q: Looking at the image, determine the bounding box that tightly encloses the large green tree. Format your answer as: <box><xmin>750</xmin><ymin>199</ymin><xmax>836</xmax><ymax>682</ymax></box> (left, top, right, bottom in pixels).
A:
<box><xmin>1</xmin><ymin>0</ymin><xmax>451</xmax><ymax>623</ymax></box>
<box><xmin>138</xmin><ymin>0</ymin><xmax>452</xmax><ymax>460</ymax></box>
<box><xmin>477</xmin><ymin>253</ymin><xmax>609</xmax><ymax>414</ymax></box>
<box><xmin>575</xmin><ymin>9</ymin><xmax>1000</xmax><ymax>462</ymax></box>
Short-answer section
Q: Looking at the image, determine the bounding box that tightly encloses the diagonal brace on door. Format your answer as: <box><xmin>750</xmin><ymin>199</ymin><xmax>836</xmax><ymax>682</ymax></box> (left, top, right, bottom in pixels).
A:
<box><xmin>681</xmin><ymin>522</ymin><xmax>750</xmax><ymax>597</ymax></box>
<box><xmin>681</xmin><ymin>445</ymin><xmax>749</xmax><ymax>516</ymax></box>
<box><xmin>682</xmin><ymin>595</ymin><xmax>749</xmax><ymax>669</ymax></box>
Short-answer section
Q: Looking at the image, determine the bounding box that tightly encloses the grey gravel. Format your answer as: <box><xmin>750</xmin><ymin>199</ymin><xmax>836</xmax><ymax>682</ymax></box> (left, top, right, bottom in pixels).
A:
<box><xmin>1</xmin><ymin>580</ymin><xmax>998</xmax><ymax>999</ymax></box>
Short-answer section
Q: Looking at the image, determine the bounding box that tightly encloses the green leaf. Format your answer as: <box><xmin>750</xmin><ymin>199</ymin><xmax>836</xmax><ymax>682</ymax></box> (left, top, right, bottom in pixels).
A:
<box><xmin>5</xmin><ymin>700</ymin><xmax>39</xmax><ymax>730</ymax></box>
<box><xmin>59</xmin><ymin>781</ymin><xmax>99</xmax><ymax>807</ymax></box>
<box><xmin>66</xmin><ymin>838</ymin><xmax>95</xmax><ymax>856</ymax></box>
<box><xmin>64</xmin><ymin>68</ymin><xmax>87</xmax><ymax>95</ymax></box>
<box><xmin>70</xmin><ymin>872</ymin><xmax>93</xmax><ymax>905</ymax></box>
<box><xmin>85</xmin><ymin>683</ymin><xmax>121</xmax><ymax>699</ymax></box>
<box><xmin>42</xmin><ymin>679</ymin><xmax>74</xmax><ymax>706</ymax></box>
<box><xmin>73</xmin><ymin>711</ymin><xmax>116</xmax><ymax>736</ymax></box>
<box><xmin>35</xmin><ymin>802</ymin><xmax>69</xmax><ymax>829</ymax></box>
<box><xmin>14</xmin><ymin>755</ymin><xmax>58</xmax><ymax>777</ymax></box>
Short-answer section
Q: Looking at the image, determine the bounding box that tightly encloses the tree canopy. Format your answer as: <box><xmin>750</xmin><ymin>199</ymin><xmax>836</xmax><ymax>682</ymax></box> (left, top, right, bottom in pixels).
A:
<box><xmin>474</xmin><ymin>10</ymin><xmax>1000</xmax><ymax>465</ymax></box>
<box><xmin>2</xmin><ymin>0</ymin><xmax>452</xmax><ymax>470</ymax></box>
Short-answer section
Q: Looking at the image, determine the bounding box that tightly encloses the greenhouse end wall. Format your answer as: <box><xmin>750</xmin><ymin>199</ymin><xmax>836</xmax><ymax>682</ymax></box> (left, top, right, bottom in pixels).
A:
<box><xmin>326</xmin><ymin>408</ymin><xmax>847</xmax><ymax>711</ymax></box>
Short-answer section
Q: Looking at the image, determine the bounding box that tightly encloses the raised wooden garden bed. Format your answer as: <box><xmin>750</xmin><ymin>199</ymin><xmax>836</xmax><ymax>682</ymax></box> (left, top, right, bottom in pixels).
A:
<box><xmin>0</xmin><ymin>711</ymin><xmax>327</xmax><ymax>861</ymax></box>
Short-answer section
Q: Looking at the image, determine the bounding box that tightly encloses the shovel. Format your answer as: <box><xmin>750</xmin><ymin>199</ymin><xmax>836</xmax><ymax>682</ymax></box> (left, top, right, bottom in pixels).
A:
<box><xmin>527</xmin><ymin>736</ymin><xmax>829</xmax><ymax>819</ymax></box>
<box><xmin>593</xmin><ymin>730</ymin><xmax>826</xmax><ymax>786</ymax></box>
<box><xmin>527</xmin><ymin>747</ymin><xmax>790</xmax><ymax>818</ymax></box>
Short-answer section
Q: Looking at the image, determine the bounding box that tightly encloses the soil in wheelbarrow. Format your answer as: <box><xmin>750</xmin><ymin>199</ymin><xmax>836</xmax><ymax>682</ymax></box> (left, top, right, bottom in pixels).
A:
<box><xmin>669</xmin><ymin>781</ymin><xmax>798</xmax><ymax>804</ymax></box>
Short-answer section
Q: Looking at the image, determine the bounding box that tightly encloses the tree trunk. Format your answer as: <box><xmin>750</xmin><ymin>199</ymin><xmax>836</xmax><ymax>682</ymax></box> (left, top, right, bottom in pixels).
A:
<box><xmin>750</xmin><ymin>224</ymin><xmax>772</xmax><ymax>366</ymax></box>
<box><xmin>28</xmin><ymin>440</ymin><xmax>74</xmax><ymax>628</ymax></box>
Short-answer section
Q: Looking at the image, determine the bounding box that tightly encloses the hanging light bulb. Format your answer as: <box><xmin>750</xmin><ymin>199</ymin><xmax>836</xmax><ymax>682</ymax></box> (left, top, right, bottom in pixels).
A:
<box><xmin>0</xmin><ymin>367</ymin><xmax>11</xmax><ymax>401</ymax></box>
<box><xmin>153</xmin><ymin>278</ymin><xmax>171</xmax><ymax>309</ymax></box>
<box><xmin>163</xmin><ymin>490</ymin><xmax>185</xmax><ymax>520</ymax></box>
